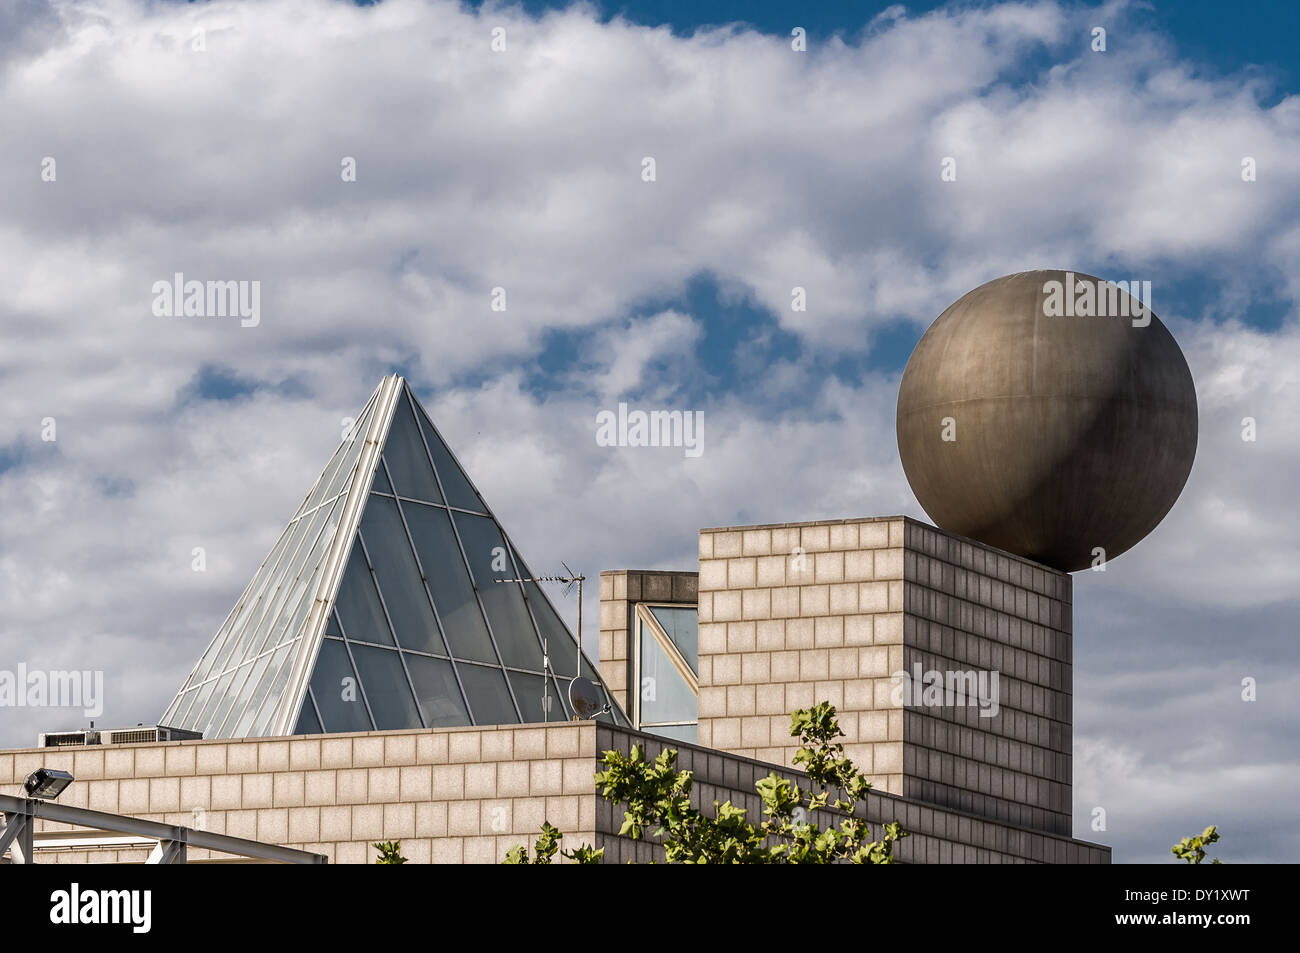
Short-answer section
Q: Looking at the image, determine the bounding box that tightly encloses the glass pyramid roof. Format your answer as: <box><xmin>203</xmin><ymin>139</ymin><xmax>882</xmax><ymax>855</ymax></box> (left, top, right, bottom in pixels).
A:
<box><xmin>160</xmin><ymin>375</ymin><xmax>627</xmax><ymax>737</ymax></box>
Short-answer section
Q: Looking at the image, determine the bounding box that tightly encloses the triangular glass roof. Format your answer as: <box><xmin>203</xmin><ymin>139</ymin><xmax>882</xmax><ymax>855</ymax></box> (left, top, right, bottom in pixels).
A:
<box><xmin>160</xmin><ymin>375</ymin><xmax>626</xmax><ymax>738</ymax></box>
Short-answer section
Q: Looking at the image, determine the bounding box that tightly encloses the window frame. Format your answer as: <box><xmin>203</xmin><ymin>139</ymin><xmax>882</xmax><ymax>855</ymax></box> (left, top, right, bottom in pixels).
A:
<box><xmin>632</xmin><ymin>601</ymin><xmax>699</xmax><ymax>734</ymax></box>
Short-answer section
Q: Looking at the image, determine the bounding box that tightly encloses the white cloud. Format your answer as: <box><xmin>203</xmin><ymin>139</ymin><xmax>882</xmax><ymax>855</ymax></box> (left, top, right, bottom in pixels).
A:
<box><xmin>0</xmin><ymin>0</ymin><xmax>1297</xmax><ymax>862</ymax></box>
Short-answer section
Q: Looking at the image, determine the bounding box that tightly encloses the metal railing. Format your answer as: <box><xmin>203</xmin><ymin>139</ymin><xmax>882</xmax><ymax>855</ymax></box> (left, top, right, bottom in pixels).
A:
<box><xmin>0</xmin><ymin>794</ymin><xmax>328</xmax><ymax>864</ymax></box>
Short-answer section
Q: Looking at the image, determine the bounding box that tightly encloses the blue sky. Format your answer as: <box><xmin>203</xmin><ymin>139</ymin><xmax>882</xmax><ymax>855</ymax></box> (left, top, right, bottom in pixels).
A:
<box><xmin>1</xmin><ymin>0</ymin><xmax>1298</xmax><ymax>863</ymax></box>
<box><xmin>465</xmin><ymin>0</ymin><xmax>1300</xmax><ymax>402</ymax></box>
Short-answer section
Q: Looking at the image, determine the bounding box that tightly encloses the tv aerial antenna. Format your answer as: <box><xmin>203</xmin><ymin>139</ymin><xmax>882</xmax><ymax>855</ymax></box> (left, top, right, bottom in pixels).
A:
<box><xmin>495</xmin><ymin>561</ymin><xmax>602</xmax><ymax>721</ymax></box>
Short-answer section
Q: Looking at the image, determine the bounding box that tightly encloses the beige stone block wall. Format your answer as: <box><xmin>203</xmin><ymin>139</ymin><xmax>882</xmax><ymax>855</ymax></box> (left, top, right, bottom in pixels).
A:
<box><xmin>0</xmin><ymin>724</ymin><xmax>598</xmax><ymax>865</ymax></box>
<box><xmin>1</xmin><ymin>722</ymin><xmax>1102</xmax><ymax>865</ymax></box>
<box><xmin>596</xmin><ymin>726</ymin><xmax>1108</xmax><ymax>864</ymax></box>
<box><xmin>697</xmin><ymin>517</ymin><xmax>906</xmax><ymax>793</ymax></box>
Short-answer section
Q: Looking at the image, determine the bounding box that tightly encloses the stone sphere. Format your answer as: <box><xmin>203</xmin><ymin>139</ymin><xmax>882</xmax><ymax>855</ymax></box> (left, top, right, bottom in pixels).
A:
<box><xmin>896</xmin><ymin>270</ymin><xmax>1198</xmax><ymax>572</ymax></box>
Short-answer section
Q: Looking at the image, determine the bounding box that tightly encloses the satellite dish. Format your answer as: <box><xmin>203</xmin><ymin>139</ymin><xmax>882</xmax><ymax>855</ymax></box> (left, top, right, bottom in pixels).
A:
<box><xmin>568</xmin><ymin>676</ymin><xmax>605</xmax><ymax>720</ymax></box>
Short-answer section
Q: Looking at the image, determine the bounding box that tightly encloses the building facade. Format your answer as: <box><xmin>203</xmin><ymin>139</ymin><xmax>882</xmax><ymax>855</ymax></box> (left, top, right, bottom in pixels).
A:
<box><xmin>1</xmin><ymin>376</ymin><xmax>1107</xmax><ymax>863</ymax></box>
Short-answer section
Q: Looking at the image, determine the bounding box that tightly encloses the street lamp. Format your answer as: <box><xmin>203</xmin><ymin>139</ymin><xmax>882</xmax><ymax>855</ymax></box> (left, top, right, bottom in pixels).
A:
<box><xmin>24</xmin><ymin>768</ymin><xmax>74</xmax><ymax>801</ymax></box>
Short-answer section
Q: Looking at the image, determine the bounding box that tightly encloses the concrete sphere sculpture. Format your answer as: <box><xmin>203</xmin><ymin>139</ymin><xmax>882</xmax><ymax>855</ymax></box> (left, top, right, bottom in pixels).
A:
<box><xmin>896</xmin><ymin>270</ymin><xmax>1197</xmax><ymax>572</ymax></box>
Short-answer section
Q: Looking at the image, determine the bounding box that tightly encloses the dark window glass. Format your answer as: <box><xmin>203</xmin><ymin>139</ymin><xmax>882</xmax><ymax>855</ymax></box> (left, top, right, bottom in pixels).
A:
<box><xmin>349</xmin><ymin>644</ymin><xmax>422</xmax><ymax>730</ymax></box>
<box><xmin>383</xmin><ymin>394</ymin><xmax>443</xmax><ymax>504</ymax></box>
<box><xmin>454</xmin><ymin>515</ymin><xmax>544</xmax><ymax>670</ymax></box>
<box><xmin>548</xmin><ymin>673</ymin><xmax>573</xmax><ymax>720</ymax></box>
<box><xmin>294</xmin><ymin>696</ymin><xmax>322</xmax><ymax>734</ymax></box>
<box><xmin>310</xmin><ymin>638</ymin><xmax>373</xmax><ymax>732</ymax></box>
<box><xmin>404</xmin><ymin>654</ymin><xmax>470</xmax><ymax>728</ymax></box>
<box><xmin>581</xmin><ymin>655</ymin><xmax>628</xmax><ymax>725</ymax></box>
<box><xmin>412</xmin><ymin>398</ymin><xmax>486</xmax><ymax>513</ymax></box>
<box><xmin>334</xmin><ymin>543</ymin><xmax>395</xmax><ymax>646</ymax></box>
<box><xmin>371</xmin><ymin>459</ymin><xmax>395</xmax><ymax>495</ymax></box>
<box><xmin>325</xmin><ymin>609</ymin><xmax>342</xmax><ymax>638</ymax></box>
<box><xmin>456</xmin><ymin>663</ymin><xmax>519</xmax><ymax>725</ymax></box>
<box><xmin>520</xmin><ymin>569</ymin><xmax>579</xmax><ymax>676</ymax></box>
<box><xmin>402</xmin><ymin>502</ymin><xmax>495</xmax><ymax>663</ymax></box>
<box><xmin>359</xmin><ymin>495</ymin><xmax>442</xmax><ymax>654</ymax></box>
<box><xmin>508</xmin><ymin>670</ymin><xmax>558</xmax><ymax>724</ymax></box>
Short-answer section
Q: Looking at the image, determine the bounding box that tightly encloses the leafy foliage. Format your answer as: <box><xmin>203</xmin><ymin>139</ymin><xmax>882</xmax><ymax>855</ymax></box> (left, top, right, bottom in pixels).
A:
<box><xmin>505</xmin><ymin>702</ymin><xmax>906</xmax><ymax>864</ymax></box>
<box><xmin>373</xmin><ymin>840</ymin><xmax>408</xmax><ymax>864</ymax></box>
<box><xmin>502</xmin><ymin>821</ymin><xmax>604</xmax><ymax>864</ymax></box>
<box><xmin>1171</xmin><ymin>826</ymin><xmax>1222</xmax><ymax>864</ymax></box>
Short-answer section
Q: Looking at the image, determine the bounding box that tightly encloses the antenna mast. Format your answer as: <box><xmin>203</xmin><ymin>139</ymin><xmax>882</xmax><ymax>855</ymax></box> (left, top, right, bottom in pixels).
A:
<box><xmin>494</xmin><ymin>562</ymin><xmax>586</xmax><ymax>721</ymax></box>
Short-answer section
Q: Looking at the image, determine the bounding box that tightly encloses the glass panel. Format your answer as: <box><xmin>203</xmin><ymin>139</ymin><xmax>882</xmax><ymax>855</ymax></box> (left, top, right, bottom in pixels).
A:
<box><xmin>294</xmin><ymin>695</ymin><xmax>322</xmax><ymax>734</ymax></box>
<box><xmin>383</xmin><ymin>394</ymin><xmax>443</xmax><ymax>503</ymax></box>
<box><xmin>170</xmin><ymin>388</ymin><xmax>381</xmax><ymax>712</ymax></box>
<box><xmin>508</xmin><ymin>670</ymin><xmax>556</xmax><ymax>724</ymax></box>
<box><xmin>371</xmin><ymin>458</ymin><xmax>394</xmax><ymax>495</ymax></box>
<box><xmin>648</xmin><ymin>606</ymin><xmax>698</xmax><ymax>673</ymax></box>
<box><xmin>247</xmin><ymin>641</ymin><xmax>299</xmax><ymax>737</ymax></box>
<box><xmin>256</xmin><ymin>498</ymin><xmax>342</xmax><ymax>656</ymax></box>
<box><xmin>642</xmin><ymin>723</ymin><xmax>697</xmax><ymax>744</ymax></box>
<box><xmin>177</xmin><ymin>675</ymin><xmax>218</xmax><ymax>733</ymax></box>
<box><xmin>216</xmin><ymin>646</ymin><xmax>276</xmax><ymax>738</ymax></box>
<box><xmin>456</xmin><ymin>663</ymin><xmax>519</xmax><ymax>725</ymax></box>
<box><xmin>349</xmin><ymin>644</ymin><xmax>422</xmax><ymax>730</ymax></box>
<box><xmin>455</xmin><ymin>514</ymin><xmax>544</xmax><ymax>670</ymax></box>
<box><xmin>192</xmin><ymin>670</ymin><xmax>235</xmax><ymax>736</ymax></box>
<box><xmin>608</xmin><ymin>698</ymin><xmax>630</xmax><ymax>727</ymax></box>
<box><xmin>301</xmin><ymin>393</ymin><xmax>377</xmax><ymax>515</ymax></box>
<box><xmin>320</xmin><ymin>398</ymin><xmax>380</xmax><ymax>507</ymax></box>
<box><xmin>639</xmin><ymin>628</ymin><xmax>698</xmax><ymax>725</ymax></box>
<box><xmin>310</xmin><ymin>638</ymin><xmax>373</xmax><ymax>732</ymax></box>
<box><xmin>582</xmin><ymin>655</ymin><xmax>628</xmax><ymax>725</ymax></box>
<box><xmin>404</xmin><ymin>654</ymin><xmax>470</xmax><ymax>728</ymax></box>
<box><xmin>359</xmin><ymin>495</ymin><xmax>442</xmax><ymax>654</ymax></box>
<box><xmin>412</xmin><ymin>396</ymin><xmax>486</xmax><ymax>513</ymax></box>
<box><xmin>247</xmin><ymin>502</ymin><xmax>334</xmax><ymax>657</ymax></box>
<box><xmin>219</xmin><ymin>504</ymin><xmax>322</xmax><ymax>671</ymax></box>
<box><xmin>334</xmin><ymin>543</ymin><xmax>395</xmax><ymax>646</ymax></box>
<box><xmin>165</xmin><ymin>687</ymin><xmax>198</xmax><ymax>727</ymax></box>
<box><xmin>549</xmin><ymin>672</ymin><xmax>573</xmax><ymax>720</ymax></box>
<box><xmin>519</xmin><ymin>565</ymin><xmax>579</xmax><ymax>676</ymax></box>
<box><xmin>325</xmin><ymin>609</ymin><xmax>342</xmax><ymax>637</ymax></box>
<box><xmin>403</xmin><ymin>502</ymin><xmax>494</xmax><ymax>663</ymax></box>
<box><xmin>201</xmin><ymin>516</ymin><xmax>301</xmax><ymax>679</ymax></box>
<box><xmin>206</xmin><ymin>659</ymin><xmax>257</xmax><ymax>739</ymax></box>
<box><xmin>228</xmin><ymin>647</ymin><xmax>283</xmax><ymax>737</ymax></box>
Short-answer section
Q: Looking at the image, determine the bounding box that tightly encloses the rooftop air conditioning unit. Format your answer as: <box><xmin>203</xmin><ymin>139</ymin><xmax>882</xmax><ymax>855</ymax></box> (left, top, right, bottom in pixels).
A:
<box><xmin>103</xmin><ymin>725</ymin><xmax>203</xmax><ymax>745</ymax></box>
<box><xmin>36</xmin><ymin>730</ymin><xmax>101</xmax><ymax>747</ymax></box>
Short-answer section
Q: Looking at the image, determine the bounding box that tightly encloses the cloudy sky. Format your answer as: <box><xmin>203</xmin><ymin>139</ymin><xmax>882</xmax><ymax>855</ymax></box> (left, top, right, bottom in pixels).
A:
<box><xmin>1</xmin><ymin>0</ymin><xmax>1297</xmax><ymax>862</ymax></box>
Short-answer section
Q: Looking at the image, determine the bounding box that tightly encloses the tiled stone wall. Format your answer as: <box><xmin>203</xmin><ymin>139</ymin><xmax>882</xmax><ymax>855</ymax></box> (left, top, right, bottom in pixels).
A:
<box><xmin>0</xmin><ymin>724</ymin><xmax>596</xmax><ymax>864</ymax></box>
<box><xmin>901</xmin><ymin>520</ymin><xmax>1072</xmax><ymax>835</ymax></box>
<box><xmin>598</xmin><ymin>570</ymin><xmax>698</xmax><ymax>715</ymax></box>
<box><xmin>696</xmin><ymin>518</ymin><xmax>907</xmax><ymax>793</ymax></box>
<box><xmin>595</xmin><ymin>727</ymin><xmax>1107</xmax><ymax>864</ymax></box>
<box><xmin>0</xmin><ymin>722</ymin><xmax>1103</xmax><ymax>864</ymax></box>
<box><xmin>696</xmin><ymin>515</ymin><xmax>1073</xmax><ymax>837</ymax></box>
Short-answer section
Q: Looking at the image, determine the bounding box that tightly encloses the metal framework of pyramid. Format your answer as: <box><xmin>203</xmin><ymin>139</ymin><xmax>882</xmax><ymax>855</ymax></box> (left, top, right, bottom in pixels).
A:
<box><xmin>160</xmin><ymin>375</ymin><xmax>626</xmax><ymax>738</ymax></box>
